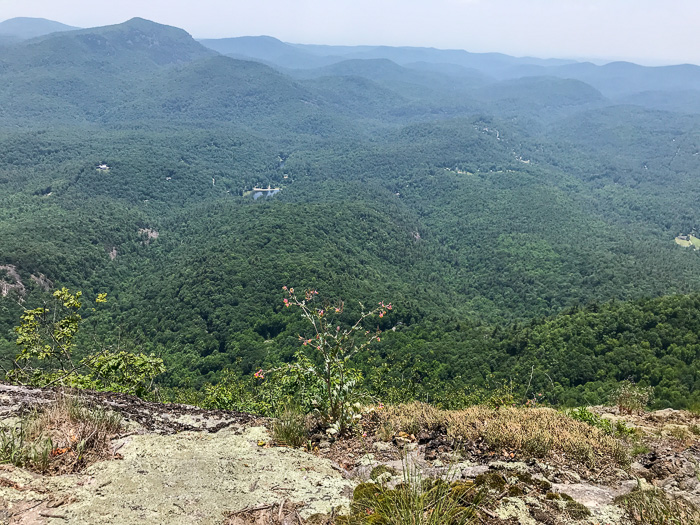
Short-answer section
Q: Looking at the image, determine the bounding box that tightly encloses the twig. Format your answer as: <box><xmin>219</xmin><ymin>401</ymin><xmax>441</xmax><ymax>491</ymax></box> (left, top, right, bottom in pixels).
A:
<box><xmin>525</xmin><ymin>365</ymin><xmax>535</xmax><ymax>398</ymax></box>
<box><xmin>231</xmin><ymin>503</ymin><xmax>275</xmax><ymax>515</ymax></box>
<box><xmin>271</xmin><ymin>485</ymin><xmax>294</xmax><ymax>492</ymax></box>
<box><xmin>39</xmin><ymin>511</ymin><xmax>67</xmax><ymax>519</ymax></box>
<box><xmin>278</xmin><ymin>499</ymin><xmax>285</xmax><ymax>521</ymax></box>
<box><xmin>592</xmin><ymin>463</ymin><xmax>613</xmax><ymax>482</ymax></box>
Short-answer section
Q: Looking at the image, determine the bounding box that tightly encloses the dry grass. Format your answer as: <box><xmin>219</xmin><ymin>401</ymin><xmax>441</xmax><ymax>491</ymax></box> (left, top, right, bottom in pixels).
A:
<box><xmin>616</xmin><ymin>488</ymin><xmax>700</xmax><ymax>524</ymax></box>
<box><xmin>0</xmin><ymin>394</ymin><xmax>122</xmax><ymax>473</ymax></box>
<box><xmin>379</xmin><ymin>403</ymin><xmax>628</xmax><ymax>468</ymax></box>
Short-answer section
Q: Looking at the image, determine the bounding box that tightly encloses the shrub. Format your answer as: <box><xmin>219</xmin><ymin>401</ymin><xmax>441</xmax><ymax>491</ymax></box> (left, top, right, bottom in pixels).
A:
<box><xmin>9</xmin><ymin>288</ymin><xmax>165</xmax><ymax>396</ymax></box>
<box><xmin>610</xmin><ymin>380</ymin><xmax>653</xmax><ymax>415</ymax></box>
<box><xmin>259</xmin><ymin>287</ymin><xmax>393</xmax><ymax>435</ymax></box>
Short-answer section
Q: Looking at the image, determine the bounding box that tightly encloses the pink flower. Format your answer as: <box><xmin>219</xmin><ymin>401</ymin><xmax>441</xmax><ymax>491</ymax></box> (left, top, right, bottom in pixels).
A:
<box><xmin>376</xmin><ymin>337</ymin><xmax>380</xmax><ymax>342</ymax></box>
<box><xmin>282</xmin><ymin>286</ymin><xmax>288</xmax><ymax>291</ymax></box>
<box><xmin>379</xmin><ymin>312</ymin><xmax>384</xmax><ymax>318</ymax></box>
<box><xmin>254</xmin><ymin>369</ymin><xmax>265</xmax><ymax>379</ymax></box>
<box><xmin>283</xmin><ymin>298</ymin><xmax>290</xmax><ymax>308</ymax></box>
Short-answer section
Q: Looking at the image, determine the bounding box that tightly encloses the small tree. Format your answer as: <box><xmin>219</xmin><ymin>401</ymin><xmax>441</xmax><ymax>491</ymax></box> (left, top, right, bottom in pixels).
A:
<box><xmin>264</xmin><ymin>287</ymin><xmax>392</xmax><ymax>435</ymax></box>
<box><xmin>9</xmin><ymin>288</ymin><xmax>165</xmax><ymax>396</ymax></box>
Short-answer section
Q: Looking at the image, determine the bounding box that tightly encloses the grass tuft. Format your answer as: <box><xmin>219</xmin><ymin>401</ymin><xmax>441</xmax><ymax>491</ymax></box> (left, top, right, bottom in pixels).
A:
<box><xmin>615</xmin><ymin>488</ymin><xmax>700</xmax><ymax>525</ymax></box>
<box><xmin>0</xmin><ymin>394</ymin><xmax>122</xmax><ymax>473</ymax></box>
<box><xmin>341</xmin><ymin>465</ymin><xmax>484</xmax><ymax>525</ymax></box>
<box><xmin>272</xmin><ymin>405</ymin><xmax>307</xmax><ymax>448</ymax></box>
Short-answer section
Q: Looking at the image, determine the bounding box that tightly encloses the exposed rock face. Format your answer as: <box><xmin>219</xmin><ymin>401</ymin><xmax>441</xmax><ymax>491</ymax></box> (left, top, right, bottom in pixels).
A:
<box><xmin>0</xmin><ymin>265</ymin><xmax>25</xmax><ymax>298</ymax></box>
<box><xmin>138</xmin><ymin>228</ymin><xmax>159</xmax><ymax>245</ymax></box>
<box><xmin>0</xmin><ymin>384</ymin><xmax>354</xmax><ymax>524</ymax></box>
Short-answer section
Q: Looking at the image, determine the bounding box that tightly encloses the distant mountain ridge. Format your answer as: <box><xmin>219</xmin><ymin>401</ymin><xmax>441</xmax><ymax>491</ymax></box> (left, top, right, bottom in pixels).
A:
<box><xmin>198</xmin><ymin>34</ymin><xmax>700</xmax><ymax>101</ymax></box>
<box><xmin>0</xmin><ymin>17</ymin><xmax>79</xmax><ymax>39</ymax></box>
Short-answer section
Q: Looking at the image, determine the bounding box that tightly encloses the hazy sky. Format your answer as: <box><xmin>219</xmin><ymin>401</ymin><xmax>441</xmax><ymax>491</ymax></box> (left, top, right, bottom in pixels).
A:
<box><xmin>2</xmin><ymin>0</ymin><xmax>698</xmax><ymax>65</ymax></box>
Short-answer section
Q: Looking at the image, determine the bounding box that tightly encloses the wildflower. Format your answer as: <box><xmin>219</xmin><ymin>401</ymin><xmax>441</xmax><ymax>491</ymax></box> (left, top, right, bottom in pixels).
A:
<box><xmin>289</xmin><ymin>288</ymin><xmax>294</xmax><ymax>293</ymax></box>
<box><xmin>335</xmin><ymin>308</ymin><xmax>340</xmax><ymax>313</ymax></box>
<box><xmin>318</xmin><ymin>309</ymin><xmax>324</xmax><ymax>316</ymax></box>
<box><xmin>376</xmin><ymin>337</ymin><xmax>380</xmax><ymax>342</ymax></box>
<box><xmin>362</xmin><ymin>432</ymin><xmax>367</xmax><ymax>437</ymax></box>
<box><xmin>377</xmin><ymin>403</ymin><xmax>384</xmax><ymax>410</ymax></box>
<box><xmin>337</xmin><ymin>326</ymin><xmax>340</xmax><ymax>331</ymax></box>
<box><xmin>282</xmin><ymin>286</ymin><xmax>288</xmax><ymax>291</ymax></box>
<box><xmin>283</xmin><ymin>298</ymin><xmax>289</xmax><ymax>307</ymax></box>
<box><xmin>379</xmin><ymin>312</ymin><xmax>384</xmax><ymax>318</ymax></box>
<box><xmin>254</xmin><ymin>369</ymin><xmax>265</xmax><ymax>379</ymax></box>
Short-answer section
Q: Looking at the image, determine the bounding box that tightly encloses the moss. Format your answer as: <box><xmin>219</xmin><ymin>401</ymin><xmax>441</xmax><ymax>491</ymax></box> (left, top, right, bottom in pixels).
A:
<box><xmin>474</xmin><ymin>471</ymin><xmax>507</xmax><ymax>491</ymax></box>
<box><xmin>449</xmin><ymin>481</ymin><xmax>476</xmax><ymax>505</ymax></box>
<box><xmin>508</xmin><ymin>486</ymin><xmax>523</xmax><ymax>497</ymax></box>
<box><xmin>504</xmin><ymin>471</ymin><xmax>551</xmax><ymax>493</ymax></box>
<box><xmin>545</xmin><ymin>492</ymin><xmax>561</xmax><ymax>500</ymax></box>
<box><xmin>565</xmin><ymin>500</ymin><xmax>591</xmax><ymax>519</ymax></box>
<box><xmin>560</xmin><ymin>492</ymin><xmax>574</xmax><ymax>502</ymax></box>
<box><xmin>354</xmin><ymin>483</ymin><xmax>380</xmax><ymax>502</ymax></box>
<box><xmin>370</xmin><ymin>465</ymin><xmax>398</xmax><ymax>481</ymax></box>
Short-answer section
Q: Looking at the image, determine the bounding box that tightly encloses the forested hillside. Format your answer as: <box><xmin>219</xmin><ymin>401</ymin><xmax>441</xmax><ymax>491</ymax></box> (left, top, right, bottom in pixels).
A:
<box><xmin>1</xmin><ymin>18</ymin><xmax>699</xmax><ymax>409</ymax></box>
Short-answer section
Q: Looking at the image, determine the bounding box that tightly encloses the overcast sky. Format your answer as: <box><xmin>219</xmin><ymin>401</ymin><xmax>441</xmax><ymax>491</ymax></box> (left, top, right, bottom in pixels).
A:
<box><xmin>2</xmin><ymin>0</ymin><xmax>698</xmax><ymax>65</ymax></box>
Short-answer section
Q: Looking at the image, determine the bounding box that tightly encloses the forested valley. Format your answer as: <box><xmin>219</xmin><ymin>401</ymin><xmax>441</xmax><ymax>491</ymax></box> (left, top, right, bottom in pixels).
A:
<box><xmin>1</xmin><ymin>17</ymin><xmax>699</xmax><ymax>410</ymax></box>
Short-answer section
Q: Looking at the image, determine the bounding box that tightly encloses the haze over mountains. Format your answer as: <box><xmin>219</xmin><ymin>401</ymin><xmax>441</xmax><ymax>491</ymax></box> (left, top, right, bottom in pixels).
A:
<box><xmin>0</xmin><ymin>17</ymin><xmax>699</xmax><ymax>407</ymax></box>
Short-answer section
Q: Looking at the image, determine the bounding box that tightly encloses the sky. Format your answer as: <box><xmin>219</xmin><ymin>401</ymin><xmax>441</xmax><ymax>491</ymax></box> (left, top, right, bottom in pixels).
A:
<box><xmin>1</xmin><ymin>0</ymin><xmax>698</xmax><ymax>66</ymax></box>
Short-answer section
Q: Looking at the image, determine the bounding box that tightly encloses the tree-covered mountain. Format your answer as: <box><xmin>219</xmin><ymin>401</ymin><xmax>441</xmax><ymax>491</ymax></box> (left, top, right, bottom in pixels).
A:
<box><xmin>0</xmin><ymin>17</ymin><xmax>699</xmax><ymax>409</ymax></box>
